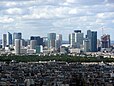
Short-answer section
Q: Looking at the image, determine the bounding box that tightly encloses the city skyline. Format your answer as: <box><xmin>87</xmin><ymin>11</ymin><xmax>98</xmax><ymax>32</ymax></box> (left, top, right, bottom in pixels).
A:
<box><xmin>0</xmin><ymin>31</ymin><xmax>112</xmax><ymax>42</ymax></box>
<box><xmin>0</xmin><ymin>0</ymin><xmax>114</xmax><ymax>40</ymax></box>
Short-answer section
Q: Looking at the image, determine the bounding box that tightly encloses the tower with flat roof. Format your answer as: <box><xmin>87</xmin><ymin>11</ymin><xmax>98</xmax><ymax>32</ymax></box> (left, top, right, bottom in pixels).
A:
<box><xmin>15</xmin><ymin>39</ymin><xmax>21</xmax><ymax>55</ymax></box>
<box><xmin>48</xmin><ymin>33</ymin><xmax>56</xmax><ymax>49</ymax></box>
<box><xmin>2</xmin><ymin>34</ymin><xmax>7</xmax><ymax>49</ymax></box>
<box><xmin>87</xmin><ymin>30</ymin><xmax>97</xmax><ymax>52</ymax></box>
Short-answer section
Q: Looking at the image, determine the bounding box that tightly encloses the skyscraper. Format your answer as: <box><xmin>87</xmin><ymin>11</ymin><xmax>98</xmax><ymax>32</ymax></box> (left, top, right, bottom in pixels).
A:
<box><xmin>30</xmin><ymin>36</ymin><xmax>43</xmax><ymax>45</ymax></box>
<box><xmin>69</xmin><ymin>34</ymin><xmax>71</xmax><ymax>44</ymax></box>
<box><xmin>15</xmin><ymin>39</ymin><xmax>21</xmax><ymax>55</ymax></box>
<box><xmin>13</xmin><ymin>32</ymin><xmax>22</xmax><ymax>45</ymax></box>
<box><xmin>2</xmin><ymin>34</ymin><xmax>7</xmax><ymax>49</ymax></box>
<box><xmin>30</xmin><ymin>40</ymin><xmax>37</xmax><ymax>49</ymax></box>
<box><xmin>69</xmin><ymin>33</ymin><xmax>75</xmax><ymax>48</ymax></box>
<box><xmin>55</xmin><ymin>34</ymin><xmax>62</xmax><ymax>49</ymax></box>
<box><xmin>101</xmin><ymin>34</ymin><xmax>110</xmax><ymax>48</ymax></box>
<box><xmin>48</xmin><ymin>33</ymin><xmax>56</xmax><ymax>49</ymax></box>
<box><xmin>57</xmin><ymin>34</ymin><xmax>62</xmax><ymax>42</ymax></box>
<box><xmin>74</xmin><ymin>31</ymin><xmax>84</xmax><ymax>48</ymax></box>
<box><xmin>69</xmin><ymin>30</ymin><xmax>84</xmax><ymax>48</ymax></box>
<box><xmin>84</xmin><ymin>38</ymin><xmax>90</xmax><ymax>52</ymax></box>
<box><xmin>7</xmin><ymin>32</ymin><xmax>12</xmax><ymax>46</ymax></box>
<box><xmin>43</xmin><ymin>37</ymin><xmax>48</xmax><ymax>47</ymax></box>
<box><xmin>87</xmin><ymin>30</ymin><xmax>97</xmax><ymax>52</ymax></box>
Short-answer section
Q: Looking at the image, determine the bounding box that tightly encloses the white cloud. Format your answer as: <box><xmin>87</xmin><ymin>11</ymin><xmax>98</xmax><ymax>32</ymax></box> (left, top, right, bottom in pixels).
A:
<box><xmin>23</xmin><ymin>6</ymin><xmax>72</xmax><ymax>19</ymax></box>
<box><xmin>6</xmin><ymin>8</ymin><xmax>24</xmax><ymax>15</ymax></box>
<box><xmin>65</xmin><ymin>0</ymin><xmax>76</xmax><ymax>3</ymax></box>
<box><xmin>79</xmin><ymin>16</ymin><xmax>87</xmax><ymax>21</ymax></box>
<box><xmin>96</xmin><ymin>12</ymin><xmax>114</xmax><ymax>19</ymax></box>
<box><xmin>69</xmin><ymin>8</ymin><xmax>78</xmax><ymax>14</ymax></box>
<box><xmin>112</xmin><ymin>20</ymin><xmax>114</xmax><ymax>23</ymax></box>
<box><xmin>5</xmin><ymin>2</ymin><xmax>17</xmax><ymax>7</ymax></box>
<box><xmin>0</xmin><ymin>16</ymin><xmax>14</xmax><ymax>23</ymax></box>
<box><xmin>0</xmin><ymin>0</ymin><xmax>114</xmax><ymax>40</ymax></box>
<box><xmin>97</xmin><ymin>13</ymin><xmax>104</xmax><ymax>18</ymax></box>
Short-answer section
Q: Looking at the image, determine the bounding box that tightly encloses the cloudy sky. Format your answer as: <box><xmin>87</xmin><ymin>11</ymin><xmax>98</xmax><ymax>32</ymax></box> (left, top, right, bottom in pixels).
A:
<box><xmin>0</xmin><ymin>0</ymin><xmax>114</xmax><ymax>40</ymax></box>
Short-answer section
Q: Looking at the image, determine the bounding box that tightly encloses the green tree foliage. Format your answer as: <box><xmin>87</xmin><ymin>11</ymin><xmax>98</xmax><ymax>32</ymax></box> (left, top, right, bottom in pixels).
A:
<box><xmin>0</xmin><ymin>55</ymin><xmax>114</xmax><ymax>62</ymax></box>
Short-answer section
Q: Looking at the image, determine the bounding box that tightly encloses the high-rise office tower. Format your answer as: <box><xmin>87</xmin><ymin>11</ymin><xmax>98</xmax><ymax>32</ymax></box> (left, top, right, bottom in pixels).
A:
<box><xmin>2</xmin><ymin>34</ymin><xmax>7</xmax><ymax>49</ymax></box>
<box><xmin>57</xmin><ymin>34</ymin><xmax>62</xmax><ymax>42</ymax></box>
<box><xmin>84</xmin><ymin>38</ymin><xmax>90</xmax><ymax>52</ymax></box>
<box><xmin>101</xmin><ymin>34</ymin><xmax>110</xmax><ymax>48</ymax></box>
<box><xmin>15</xmin><ymin>39</ymin><xmax>21</xmax><ymax>55</ymax></box>
<box><xmin>30</xmin><ymin>40</ymin><xmax>37</xmax><ymax>49</ymax></box>
<box><xmin>69</xmin><ymin>30</ymin><xmax>84</xmax><ymax>48</ymax></box>
<box><xmin>43</xmin><ymin>37</ymin><xmax>48</xmax><ymax>47</ymax></box>
<box><xmin>87</xmin><ymin>30</ymin><xmax>97</xmax><ymax>52</ymax></box>
<box><xmin>69</xmin><ymin>33</ymin><xmax>75</xmax><ymax>47</ymax></box>
<box><xmin>97</xmin><ymin>39</ymin><xmax>101</xmax><ymax>48</ymax></box>
<box><xmin>21</xmin><ymin>39</ymin><xmax>27</xmax><ymax>47</ymax></box>
<box><xmin>13</xmin><ymin>32</ymin><xmax>22</xmax><ymax>45</ymax></box>
<box><xmin>48</xmin><ymin>33</ymin><xmax>56</xmax><ymax>49</ymax></box>
<box><xmin>30</xmin><ymin>36</ymin><xmax>43</xmax><ymax>45</ymax></box>
<box><xmin>69</xmin><ymin>34</ymin><xmax>71</xmax><ymax>44</ymax></box>
<box><xmin>7</xmin><ymin>32</ymin><xmax>12</xmax><ymax>46</ymax></box>
<box><xmin>74</xmin><ymin>30</ymin><xmax>84</xmax><ymax>48</ymax></box>
<box><xmin>55</xmin><ymin>34</ymin><xmax>62</xmax><ymax>49</ymax></box>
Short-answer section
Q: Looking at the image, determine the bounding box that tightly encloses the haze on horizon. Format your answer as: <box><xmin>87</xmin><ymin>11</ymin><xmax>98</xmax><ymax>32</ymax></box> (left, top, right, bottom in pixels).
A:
<box><xmin>0</xmin><ymin>0</ymin><xmax>114</xmax><ymax>40</ymax></box>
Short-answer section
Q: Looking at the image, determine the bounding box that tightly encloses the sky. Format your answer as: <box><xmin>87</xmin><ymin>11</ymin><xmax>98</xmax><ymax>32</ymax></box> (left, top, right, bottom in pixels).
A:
<box><xmin>0</xmin><ymin>0</ymin><xmax>114</xmax><ymax>40</ymax></box>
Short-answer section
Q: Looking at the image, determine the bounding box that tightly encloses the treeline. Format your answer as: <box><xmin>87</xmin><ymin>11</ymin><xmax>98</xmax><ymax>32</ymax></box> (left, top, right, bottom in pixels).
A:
<box><xmin>0</xmin><ymin>54</ymin><xmax>114</xmax><ymax>62</ymax></box>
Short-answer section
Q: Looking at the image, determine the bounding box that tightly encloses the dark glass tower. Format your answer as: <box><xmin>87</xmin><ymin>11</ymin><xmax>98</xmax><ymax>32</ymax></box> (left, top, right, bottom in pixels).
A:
<box><xmin>87</xmin><ymin>30</ymin><xmax>97</xmax><ymax>52</ymax></box>
<box><xmin>30</xmin><ymin>36</ymin><xmax>43</xmax><ymax>45</ymax></box>
<box><xmin>13</xmin><ymin>32</ymin><xmax>22</xmax><ymax>45</ymax></box>
<box><xmin>7</xmin><ymin>32</ymin><xmax>12</xmax><ymax>45</ymax></box>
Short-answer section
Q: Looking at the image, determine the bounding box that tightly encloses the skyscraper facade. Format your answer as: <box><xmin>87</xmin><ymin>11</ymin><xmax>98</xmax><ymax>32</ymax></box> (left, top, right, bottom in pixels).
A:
<box><xmin>30</xmin><ymin>40</ymin><xmax>37</xmax><ymax>49</ymax></box>
<box><xmin>84</xmin><ymin>38</ymin><xmax>90</xmax><ymax>52</ymax></box>
<box><xmin>69</xmin><ymin>30</ymin><xmax>84</xmax><ymax>48</ymax></box>
<box><xmin>87</xmin><ymin>30</ymin><xmax>97</xmax><ymax>52</ymax></box>
<box><xmin>69</xmin><ymin>33</ymin><xmax>75</xmax><ymax>48</ymax></box>
<box><xmin>43</xmin><ymin>37</ymin><xmax>48</xmax><ymax>47</ymax></box>
<box><xmin>13</xmin><ymin>32</ymin><xmax>22</xmax><ymax>45</ymax></box>
<box><xmin>57</xmin><ymin>34</ymin><xmax>62</xmax><ymax>42</ymax></box>
<box><xmin>55</xmin><ymin>34</ymin><xmax>62</xmax><ymax>50</ymax></box>
<box><xmin>7</xmin><ymin>32</ymin><xmax>12</xmax><ymax>45</ymax></box>
<box><xmin>2</xmin><ymin>34</ymin><xmax>7</xmax><ymax>49</ymax></box>
<box><xmin>48</xmin><ymin>33</ymin><xmax>56</xmax><ymax>49</ymax></box>
<box><xmin>30</xmin><ymin>36</ymin><xmax>43</xmax><ymax>45</ymax></box>
<box><xmin>15</xmin><ymin>39</ymin><xmax>21</xmax><ymax>55</ymax></box>
<box><xmin>101</xmin><ymin>34</ymin><xmax>110</xmax><ymax>48</ymax></box>
<box><xmin>74</xmin><ymin>31</ymin><xmax>84</xmax><ymax>48</ymax></box>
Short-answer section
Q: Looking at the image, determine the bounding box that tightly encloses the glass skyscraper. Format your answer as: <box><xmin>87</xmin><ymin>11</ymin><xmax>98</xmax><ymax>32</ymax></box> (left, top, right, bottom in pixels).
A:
<box><xmin>13</xmin><ymin>32</ymin><xmax>22</xmax><ymax>45</ymax></box>
<box><xmin>87</xmin><ymin>30</ymin><xmax>97</xmax><ymax>52</ymax></box>
<box><xmin>69</xmin><ymin>30</ymin><xmax>84</xmax><ymax>48</ymax></box>
<box><xmin>2</xmin><ymin>34</ymin><xmax>7</xmax><ymax>48</ymax></box>
<box><xmin>48</xmin><ymin>33</ymin><xmax>56</xmax><ymax>49</ymax></box>
<box><xmin>7</xmin><ymin>32</ymin><xmax>12</xmax><ymax>45</ymax></box>
<box><xmin>30</xmin><ymin>36</ymin><xmax>43</xmax><ymax>45</ymax></box>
